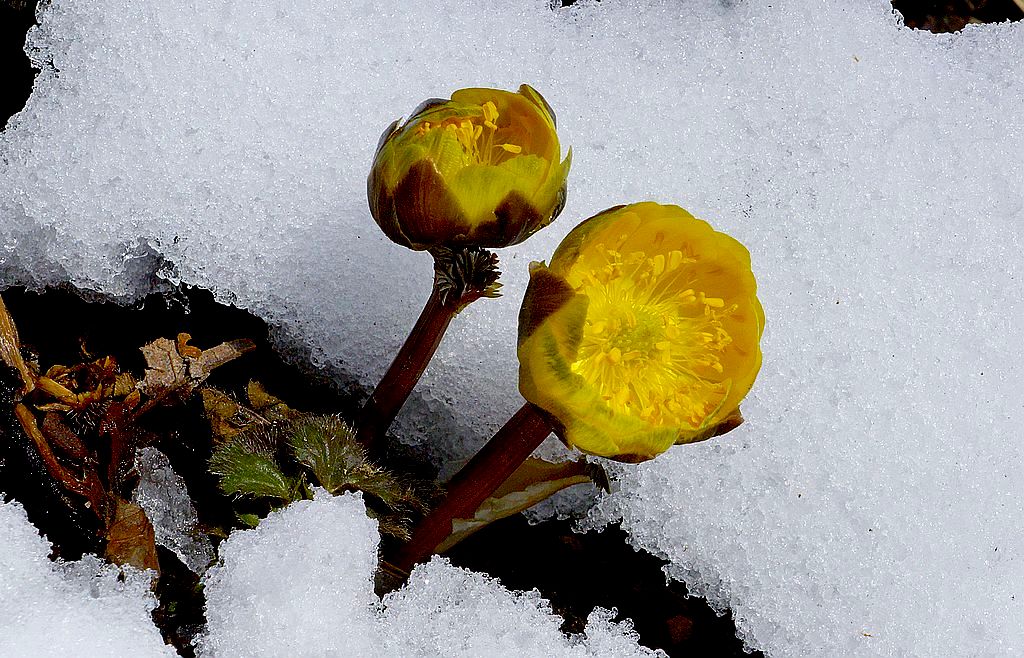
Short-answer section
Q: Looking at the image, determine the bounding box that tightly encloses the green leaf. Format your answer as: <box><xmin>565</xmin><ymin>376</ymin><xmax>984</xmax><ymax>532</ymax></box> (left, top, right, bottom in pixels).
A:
<box><xmin>287</xmin><ymin>415</ymin><xmax>365</xmax><ymax>494</ymax></box>
<box><xmin>236</xmin><ymin>513</ymin><xmax>260</xmax><ymax>528</ymax></box>
<box><xmin>210</xmin><ymin>440</ymin><xmax>295</xmax><ymax>501</ymax></box>
<box><xmin>286</xmin><ymin>415</ymin><xmax>429</xmax><ymax>516</ymax></box>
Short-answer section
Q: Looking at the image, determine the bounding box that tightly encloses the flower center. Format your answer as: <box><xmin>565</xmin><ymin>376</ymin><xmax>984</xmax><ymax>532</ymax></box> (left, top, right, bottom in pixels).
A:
<box><xmin>416</xmin><ymin>101</ymin><xmax>522</xmax><ymax>165</ymax></box>
<box><xmin>569</xmin><ymin>244</ymin><xmax>736</xmax><ymax>430</ymax></box>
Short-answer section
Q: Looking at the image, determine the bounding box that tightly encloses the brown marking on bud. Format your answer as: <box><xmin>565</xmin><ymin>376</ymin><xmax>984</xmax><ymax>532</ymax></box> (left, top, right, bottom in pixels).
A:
<box><xmin>481</xmin><ymin>190</ymin><xmax>542</xmax><ymax>246</ymax></box>
<box><xmin>390</xmin><ymin>160</ymin><xmax>472</xmax><ymax>250</ymax></box>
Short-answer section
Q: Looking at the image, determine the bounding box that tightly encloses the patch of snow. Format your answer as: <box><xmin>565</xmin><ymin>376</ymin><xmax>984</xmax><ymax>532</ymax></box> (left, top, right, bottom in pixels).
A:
<box><xmin>198</xmin><ymin>491</ymin><xmax>660</xmax><ymax>657</ymax></box>
<box><xmin>0</xmin><ymin>498</ymin><xmax>173</xmax><ymax>657</ymax></box>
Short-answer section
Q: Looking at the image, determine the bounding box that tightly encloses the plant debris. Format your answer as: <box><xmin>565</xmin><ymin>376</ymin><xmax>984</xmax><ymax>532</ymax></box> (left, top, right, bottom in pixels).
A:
<box><xmin>0</xmin><ymin>293</ymin><xmax>254</xmax><ymax>577</ymax></box>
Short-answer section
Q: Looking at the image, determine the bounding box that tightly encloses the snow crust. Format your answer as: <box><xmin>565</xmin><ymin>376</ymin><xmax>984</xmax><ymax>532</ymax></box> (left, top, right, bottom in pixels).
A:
<box><xmin>198</xmin><ymin>491</ymin><xmax>660</xmax><ymax>657</ymax></box>
<box><xmin>1</xmin><ymin>0</ymin><xmax>1023</xmax><ymax>655</ymax></box>
<box><xmin>0</xmin><ymin>499</ymin><xmax>173</xmax><ymax>657</ymax></box>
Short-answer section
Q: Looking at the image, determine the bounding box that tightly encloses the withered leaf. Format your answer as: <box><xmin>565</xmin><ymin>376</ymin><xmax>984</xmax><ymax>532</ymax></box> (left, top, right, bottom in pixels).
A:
<box><xmin>104</xmin><ymin>499</ymin><xmax>160</xmax><ymax>575</ymax></box>
<box><xmin>138</xmin><ymin>334</ymin><xmax>255</xmax><ymax>403</ymax></box>
<box><xmin>41</xmin><ymin>411</ymin><xmax>90</xmax><ymax>463</ymax></box>
<box><xmin>246</xmin><ymin>380</ymin><xmax>302</xmax><ymax>422</ymax></box>
<box><xmin>15</xmin><ymin>403</ymin><xmax>111</xmax><ymax>522</ymax></box>
<box><xmin>201</xmin><ymin>387</ymin><xmax>270</xmax><ymax>444</ymax></box>
<box><xmin>436</xmin><ymin>457</ymin><xmax>608</xmax><ymax>553</ymax></box>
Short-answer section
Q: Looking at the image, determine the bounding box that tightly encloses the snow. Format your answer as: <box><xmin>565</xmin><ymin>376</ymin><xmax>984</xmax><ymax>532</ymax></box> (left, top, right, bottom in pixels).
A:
<box><xmin>198</xmin><ymin>490</ymin><xmax>660</xmax><ymax>657</ymax></box>
<box><xmin>1</xmin><ymin>0</ymin><xmax>1023</xmax><ymax>655</ymax></box>
<box><xmin>381</xmin><ymin>559</ymin><xmax>660</xmax><ymax>657</ymax></box>
<box><xmin>197</xmin><ymin>491</ymin><xmax>380</xmax><ymax>657</ymax></box>
<box><xmin>0</xmin><ymin>499</ymin><xmax>173</xmax><ymax>657</ymax></box>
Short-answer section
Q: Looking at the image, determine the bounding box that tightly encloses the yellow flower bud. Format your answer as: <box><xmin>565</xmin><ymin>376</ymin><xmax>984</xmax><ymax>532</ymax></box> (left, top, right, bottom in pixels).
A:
<box><xmin>517</xmin><ymin>203</ymin><xmax>765</xmax><ymax>462</ymax></box>
<box><xmin>368</xmin><ymin>85</ymin><xmax>572</xmax><ymax>250</ymax></box>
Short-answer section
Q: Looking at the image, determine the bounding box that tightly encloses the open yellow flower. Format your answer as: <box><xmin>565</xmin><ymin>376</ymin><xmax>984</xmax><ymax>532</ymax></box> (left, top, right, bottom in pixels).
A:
<box><xmin>517</xmin><ymin>202</ymin><xmax>764</xmax><ymax>462</ymax></box>
<box><xmin>368</xmin><ymin>85</ymin><xmax>572</xmax><ymax>250</ymax></box>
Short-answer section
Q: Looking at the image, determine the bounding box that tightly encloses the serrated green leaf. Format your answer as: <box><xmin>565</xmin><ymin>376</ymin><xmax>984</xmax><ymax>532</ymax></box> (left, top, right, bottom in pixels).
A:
<box><xmin>287</xmin><ymin>415</ymin><xmax>366</xmax><ymax>493</ymax></box>
<box><xmin>210</xmin><ymin>440</ymin><xmax>295</xmax><ymax>500</ymax></box>
<box><xmin>285</xmin><ymin>415</ymin><xmax>430</xmax><ymax>514</ymax></box>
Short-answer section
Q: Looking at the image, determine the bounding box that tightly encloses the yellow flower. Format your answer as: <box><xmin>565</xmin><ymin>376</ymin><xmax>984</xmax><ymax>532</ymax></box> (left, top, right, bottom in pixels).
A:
<box><xmin>368</xmin><ymin>85</ymin><xmax>572</xmax><ymax>251</ymax></box>
<box><xmin>517</xmin><ymin>203</ymin><xmax>764</xmax><ymax>462</ymax></box>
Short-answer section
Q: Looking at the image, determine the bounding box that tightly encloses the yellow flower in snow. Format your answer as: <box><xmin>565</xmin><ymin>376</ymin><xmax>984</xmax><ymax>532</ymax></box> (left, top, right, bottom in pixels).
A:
<box><xmin>517</xmin><ymin>202</ymin><xmax>764</xmax><ymax>462</ymax></box>
<box><xmin>368</xmin><ymin>85</ymin><xmax>572</xmax><ymax>251</ymax></box>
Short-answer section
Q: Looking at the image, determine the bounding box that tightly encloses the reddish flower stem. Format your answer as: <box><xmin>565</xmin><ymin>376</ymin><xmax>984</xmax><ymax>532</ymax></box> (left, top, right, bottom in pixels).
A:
<box><xmin>356</xmin><ymin>246</ymin><xmax>500</xmax><ymax>452</ymax></box>
<box><xmin>356</xmin><ymin>285</ymin><xmax>454</xmax><ymax>451</ymax></box>
<box><xmin>386</xmin><ymin>402</ymin><xmax>553</xmax><ymax>579</ymax></box>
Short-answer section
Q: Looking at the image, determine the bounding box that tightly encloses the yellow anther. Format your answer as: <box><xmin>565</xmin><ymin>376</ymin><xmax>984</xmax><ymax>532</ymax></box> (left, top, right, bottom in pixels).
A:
<box><xmin>667</xmin><ymin>250</ymin><xmax>683</xmax><ymax>271</ymax></box>
<box><xmin>499</xmin><ymin>143</ymin><xmax>522</xmax><ymax>154</ymax></box>
<box><xmin>607</xmin><ymin>347</ymin><xmax>622</xmax><ymax>364</ymax></box>
<box><xmin>482</xmin><ymin>101</ymin><xmax>499</xmax><ymax>125</ymax></box>
<box><xmin>651</xmin><ymin>254</ymin><xmax>665</xmax><ymax>277</ymax></box>
<box><xmin>655</xmin><ymin>341</ymin><xmax>671</xmax><ymax>351</ymax></box>
<box><xmin>704</xmin><ymin>297</ymin><xmax>725</xmax><ymax>308</ymax></box>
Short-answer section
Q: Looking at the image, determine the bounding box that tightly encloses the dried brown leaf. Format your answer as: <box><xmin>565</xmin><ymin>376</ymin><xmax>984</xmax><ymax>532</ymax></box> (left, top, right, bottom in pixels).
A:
<box><xmin>41</xmin><ymin>411</ymin><xmax>90</xmax><ymax>462</ymax></box>
<box><xmin>138</xmin><ymin>336</ymin><xmax>255</xmax><ymax>403</ymax></box>
<box><xmin>15</xmin><ymin>402</ymin><xmax>111</xmax><ymax>522</ymax></box>
<box><xmin>201</xmin><ymin>387</ymin><xmax>270</xmax><ymax>444</ymax></box>
<box><xmin>104</xmin><ymin>499</ymin><xmax>160</xmax><ymax>575</ymax></box>
<box><xmin>246</xmin><ymin>380</ymin><xmax>302</xmax><ymax>422</ymax></box>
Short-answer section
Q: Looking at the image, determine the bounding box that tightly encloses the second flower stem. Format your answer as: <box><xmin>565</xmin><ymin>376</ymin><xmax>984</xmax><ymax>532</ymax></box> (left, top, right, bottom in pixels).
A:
<box><xmin>356</xmin><ymin>286</ymin><xmax>452</xmax><ymax>450</ymax></box>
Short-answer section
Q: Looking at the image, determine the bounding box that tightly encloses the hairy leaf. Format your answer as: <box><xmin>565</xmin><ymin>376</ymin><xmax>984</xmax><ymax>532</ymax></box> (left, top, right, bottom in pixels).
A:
<box><xmin>210</xmin><ymin>440</ymin><xmax>295</xmax><ymax>501</ymax></box>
